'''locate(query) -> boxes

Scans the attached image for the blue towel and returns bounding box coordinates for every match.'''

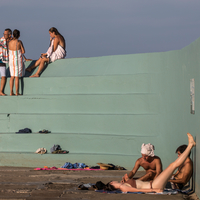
[61,162,87,169]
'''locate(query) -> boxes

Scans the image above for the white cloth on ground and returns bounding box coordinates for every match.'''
[141,143,155,157]
[46,39,66,62]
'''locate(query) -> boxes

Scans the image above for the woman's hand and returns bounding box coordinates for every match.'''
[23,55,32,61]
[41,53,47,58]
[25,58,32,61]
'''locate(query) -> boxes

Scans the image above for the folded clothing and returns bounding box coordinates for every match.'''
[50,144,62,153]
[16,128,32,133]
[61,162,87,169]
[51,150,69,154]
[38,129,51,134]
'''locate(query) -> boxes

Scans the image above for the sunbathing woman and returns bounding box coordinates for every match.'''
[26,27,66,77]
[110,133,196,193]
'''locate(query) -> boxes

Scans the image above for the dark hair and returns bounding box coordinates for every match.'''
[13,29,20,39]
[5,28,12,35]
[176,144,191,157]
[49,27,65,44]
[49,27,61,35]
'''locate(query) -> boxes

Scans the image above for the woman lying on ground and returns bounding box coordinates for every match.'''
[26,27,66,77]
[110,133,196,193]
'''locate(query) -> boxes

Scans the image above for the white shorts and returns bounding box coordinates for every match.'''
[0,66,6,77]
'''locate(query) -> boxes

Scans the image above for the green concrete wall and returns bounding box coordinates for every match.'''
[0,37,200,196]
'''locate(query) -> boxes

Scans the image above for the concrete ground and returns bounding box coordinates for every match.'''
[0,167,198,200]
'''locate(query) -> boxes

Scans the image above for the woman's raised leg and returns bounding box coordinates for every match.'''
[152,133,196,190]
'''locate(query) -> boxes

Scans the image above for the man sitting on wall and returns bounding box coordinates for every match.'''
[121,143,162,183]
[167,144,193,189]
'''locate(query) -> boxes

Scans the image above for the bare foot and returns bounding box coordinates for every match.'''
[30,74,40,78]
[187,133,196,147]
[26,67,32,72]
[0,92,6,96]
[15,93,22,96]
[10,93,15,96]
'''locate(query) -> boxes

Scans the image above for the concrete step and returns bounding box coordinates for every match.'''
[3,74,157,95]
[0,113,160,134]
[0,152,141,169]
[0,94,159,114]
[0,133,158,169]
[0,133,157,153]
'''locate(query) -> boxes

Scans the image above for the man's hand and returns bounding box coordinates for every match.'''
[121,173,129,183]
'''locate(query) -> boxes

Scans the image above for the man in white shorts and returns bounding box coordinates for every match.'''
[0,28,12,95]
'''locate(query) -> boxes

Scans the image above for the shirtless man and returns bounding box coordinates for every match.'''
[167,145,193,189]
[122,143,162,182]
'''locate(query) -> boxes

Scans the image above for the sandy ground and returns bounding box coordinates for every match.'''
[0,167,198,200]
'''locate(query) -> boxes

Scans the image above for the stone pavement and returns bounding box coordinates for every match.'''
[0,167,198,200]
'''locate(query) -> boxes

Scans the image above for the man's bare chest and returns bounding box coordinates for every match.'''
[141,161,156,170]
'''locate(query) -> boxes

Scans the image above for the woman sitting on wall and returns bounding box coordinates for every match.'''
[26,27,66,77]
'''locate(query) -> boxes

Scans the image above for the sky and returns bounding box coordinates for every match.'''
[1,0,200,59]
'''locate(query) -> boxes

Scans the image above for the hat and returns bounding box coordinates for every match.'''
[141,143,155,157]
[97,163,113,170]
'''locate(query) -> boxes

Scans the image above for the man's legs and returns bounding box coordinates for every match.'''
[0,66,7,96]
[0,76,6,96]
[152,133,195,190]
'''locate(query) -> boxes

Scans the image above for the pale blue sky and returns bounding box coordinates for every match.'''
[1,0,200,59]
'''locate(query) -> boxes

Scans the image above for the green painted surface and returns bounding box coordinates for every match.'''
[1,37,200,197]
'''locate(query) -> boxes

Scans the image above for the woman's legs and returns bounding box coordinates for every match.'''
[15,77,20,95]
[152,133,196,190]
[30,57,49,77]
[26,58,42,72]
[10,76,15,96]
